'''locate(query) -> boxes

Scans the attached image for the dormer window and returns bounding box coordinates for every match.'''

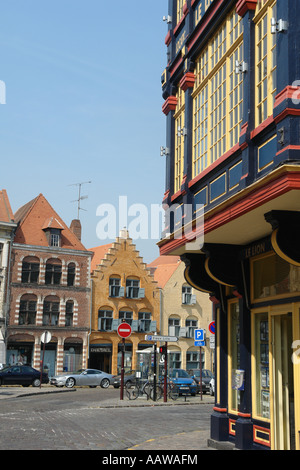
[42,217,64,247]
[50,229,61,247]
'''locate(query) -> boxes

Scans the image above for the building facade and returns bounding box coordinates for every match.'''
[0,190,17,364]
[149,255,213,372]
[159,0,300,450]
[7,194,92,376]
[89,230,160,375]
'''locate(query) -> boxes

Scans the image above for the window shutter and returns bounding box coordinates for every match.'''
[169,325,176,336]
[109,285,113,297]
[131,320,138,332]
[182,293,186,304]
[179,327,187,337]
[191,295,197,305]
[126,286,130,297]
[119,286,125,297]
[150,321,157,332]
[138,288,145,299]
[112,319,120,331]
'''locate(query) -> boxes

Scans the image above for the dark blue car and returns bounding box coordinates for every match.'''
[0,365,49,387]
[169,368,197,396]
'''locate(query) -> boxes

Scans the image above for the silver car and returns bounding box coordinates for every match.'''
[50,368,114,389]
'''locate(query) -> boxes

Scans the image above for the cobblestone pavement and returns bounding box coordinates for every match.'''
[0,385,215,451]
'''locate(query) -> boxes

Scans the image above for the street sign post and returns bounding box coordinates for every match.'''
[194,329,205,401]
[117,322,132,400]
[208,321,215,335]
[117,322,132,339]
[145,335,178,342]
[40,331,51,388]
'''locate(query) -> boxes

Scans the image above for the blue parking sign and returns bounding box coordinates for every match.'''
[194,329,204,341]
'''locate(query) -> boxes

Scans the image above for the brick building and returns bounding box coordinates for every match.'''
[7,194,92,376]
[0,190,17,364]
[89,230,160,375]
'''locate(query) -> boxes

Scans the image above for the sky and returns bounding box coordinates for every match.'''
[0,0,168,263]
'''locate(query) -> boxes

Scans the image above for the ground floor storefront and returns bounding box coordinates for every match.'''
[183,233,300,450]
[6,329,88,376]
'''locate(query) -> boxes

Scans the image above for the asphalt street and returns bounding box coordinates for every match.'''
[0,385,216,452]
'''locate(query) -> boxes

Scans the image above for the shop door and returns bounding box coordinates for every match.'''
[271,312,295,450]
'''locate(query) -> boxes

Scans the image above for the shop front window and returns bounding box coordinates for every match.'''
[117,343,132,374]
[252,252,300,301]
[229,300,240,413]
[63,344,82,372]
[253,311,270,419]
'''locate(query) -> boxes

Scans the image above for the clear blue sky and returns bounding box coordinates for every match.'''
[0,0,168,263]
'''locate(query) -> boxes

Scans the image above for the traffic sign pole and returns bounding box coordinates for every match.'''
[153,343,157,401]
[164,342,167,402]
[199,346,203,401]
[117,321,131,400]
[120,338,125,400]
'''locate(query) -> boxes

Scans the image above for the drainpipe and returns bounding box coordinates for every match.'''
[159,288,163,335]
[3,226,17,362]
[87,278,93,368]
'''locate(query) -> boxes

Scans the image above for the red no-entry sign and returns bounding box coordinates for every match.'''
[117,322,132,338]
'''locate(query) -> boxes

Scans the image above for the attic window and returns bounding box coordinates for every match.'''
[50,229,60,247]
[42,217,63,247]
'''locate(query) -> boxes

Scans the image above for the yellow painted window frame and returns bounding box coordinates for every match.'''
[177,0,185,24]
[174,87,185,193]
[254,0,277,126]
[252,303,300,450]
[192,9,243,179]
[228,298,240,415]
[251,307,271,423]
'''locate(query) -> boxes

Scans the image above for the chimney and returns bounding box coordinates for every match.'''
[70,219,82,241]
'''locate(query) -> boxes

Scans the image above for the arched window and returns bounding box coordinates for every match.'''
[185,317,198,338]
[43,296,60,326]
[138,310,152,332]
[21,257,40,283]
[65,300,74,327]
[67,263,76,287]
[19,294,37,325]
[119,309,133,325]
[98,308,113,331]
[45,259,62,285]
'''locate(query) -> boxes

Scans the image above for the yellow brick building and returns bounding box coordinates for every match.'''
[148,256,213,372]
[88,230,160,375]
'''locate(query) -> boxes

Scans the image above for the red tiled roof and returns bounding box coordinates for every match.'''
[89,244,113,272]
[13,193,87,250]
[148,255,181,288]
[0,189,14,223]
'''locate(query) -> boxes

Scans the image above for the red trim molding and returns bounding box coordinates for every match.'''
[274,85,300,108]
[159,168,300,255]
[162,96,178,115]
[165,30,172,47]
[180,72,196,91]
[236,0,258,17]
[253,425,271,448]
[213,406,227,413]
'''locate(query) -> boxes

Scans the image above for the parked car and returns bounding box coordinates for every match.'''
[188,369,213,394]
[50,368,114,388]
[111,370,136,388]
[0,365,48,387]
[209,377,215,396]
[169,368,197,396]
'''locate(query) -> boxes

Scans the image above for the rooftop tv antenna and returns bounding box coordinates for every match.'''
[69,181,91,219]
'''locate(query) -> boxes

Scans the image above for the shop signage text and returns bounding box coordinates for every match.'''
[195,0,215,23]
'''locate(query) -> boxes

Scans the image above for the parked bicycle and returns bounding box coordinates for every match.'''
[126,379,162,401]
[155,381,179,400]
